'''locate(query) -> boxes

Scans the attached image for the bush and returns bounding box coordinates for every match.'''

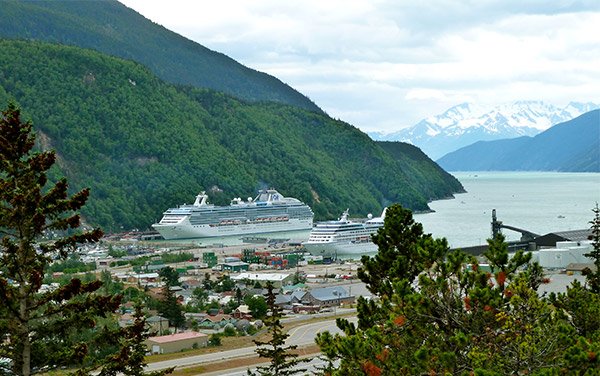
[223,324,236,337]
[246,325,258,335]
[208,334,222,347]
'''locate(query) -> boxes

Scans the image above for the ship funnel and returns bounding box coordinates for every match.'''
[193,191,208,206]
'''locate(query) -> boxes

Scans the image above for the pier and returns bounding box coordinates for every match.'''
[457,209,590,256]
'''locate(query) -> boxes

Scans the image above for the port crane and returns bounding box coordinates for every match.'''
[491,209,539,242]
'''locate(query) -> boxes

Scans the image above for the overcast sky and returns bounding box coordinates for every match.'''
[119,0,600,133]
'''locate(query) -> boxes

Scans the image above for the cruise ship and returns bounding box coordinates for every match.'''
[302,208,385,258]
[152,189,314,240]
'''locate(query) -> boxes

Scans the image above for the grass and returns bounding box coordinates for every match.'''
[145,334,259,363]
[168,344,322,376]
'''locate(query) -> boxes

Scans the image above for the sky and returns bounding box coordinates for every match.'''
[118,0,600,134]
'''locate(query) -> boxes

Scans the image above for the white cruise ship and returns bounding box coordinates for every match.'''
[152,189,314,240]
[302,208,385,258]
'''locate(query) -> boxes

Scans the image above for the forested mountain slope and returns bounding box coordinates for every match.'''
[0,0,321,112]
[437,110,600,172]
[376,141,466,198]
[0,40,463,231]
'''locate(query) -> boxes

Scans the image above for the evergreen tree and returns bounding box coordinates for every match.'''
[157,276,184,329]
[0,103,116,375]
[236,287,243,305]
[0,104,171,376]
[248,282,305,376]
[158,266,180,287]
[245,295,268,320]
[359,204,448,297]
[317,203,585,375]
[95,304,173,376]
[191,287,209,311]
[584,203,600,293]
[356,204,448,328]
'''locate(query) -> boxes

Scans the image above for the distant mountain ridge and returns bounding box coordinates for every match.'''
[370,101,599,160]
[437,110,600,172]
[0,0,322,113]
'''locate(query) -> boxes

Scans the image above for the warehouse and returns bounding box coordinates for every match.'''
[146,331,208,354]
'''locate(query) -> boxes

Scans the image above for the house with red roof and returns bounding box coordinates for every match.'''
[146,331,208,354]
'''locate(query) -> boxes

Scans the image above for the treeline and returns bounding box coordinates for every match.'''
[0,39,463,231]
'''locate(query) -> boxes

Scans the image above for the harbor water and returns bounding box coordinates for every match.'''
[414,171,600,248]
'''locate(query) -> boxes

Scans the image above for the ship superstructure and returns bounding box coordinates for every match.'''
[152,189,313,240]
[302,208,385,258]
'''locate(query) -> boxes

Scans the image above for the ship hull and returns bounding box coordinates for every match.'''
[153,218,313,240]
[303,240,378,258]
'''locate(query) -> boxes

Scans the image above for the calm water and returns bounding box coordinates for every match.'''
[414,172,600,248]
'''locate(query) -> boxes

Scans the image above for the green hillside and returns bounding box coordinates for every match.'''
[0,40,463,231]
[376,141,466,199]
[0,0,321,113]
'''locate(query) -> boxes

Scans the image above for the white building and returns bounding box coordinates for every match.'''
[230,272,293,288]
[537,241,594,269]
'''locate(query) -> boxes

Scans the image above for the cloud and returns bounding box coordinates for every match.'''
[405,89,448,101]
[119,0,600,133]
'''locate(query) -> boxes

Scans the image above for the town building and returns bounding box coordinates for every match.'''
[230,272,293,288]
[233,304,253,320]
[536,240,594,269]
[302,286,354,308]
[146,331,208,354]
[221,261,250,272]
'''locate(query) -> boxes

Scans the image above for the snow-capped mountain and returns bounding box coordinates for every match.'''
[370,101,599,160]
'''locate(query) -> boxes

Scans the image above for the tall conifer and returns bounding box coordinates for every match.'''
[0,104,113,375]
[584,203,600,292]
[248,282,305,376]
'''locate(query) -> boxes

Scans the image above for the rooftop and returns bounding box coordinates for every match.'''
[310,286,351,301]
[148,331,207,344]
[231,272,291,282]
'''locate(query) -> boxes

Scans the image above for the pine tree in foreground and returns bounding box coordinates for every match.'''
[0,103,172,376]
[584,203,600,293]
[94,304,173,376]
[248,282,305,376]
[316,204,599,375]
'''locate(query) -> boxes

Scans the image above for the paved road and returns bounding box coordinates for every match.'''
[212,356,332,376]
[146,345,256,371]
[285,316,353,347]
[145,316,357,372]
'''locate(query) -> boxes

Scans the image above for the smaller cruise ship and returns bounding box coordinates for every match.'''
[302,208,385,258]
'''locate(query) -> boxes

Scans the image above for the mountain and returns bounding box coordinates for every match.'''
[375,141,467,198]
[437,110,600,172]
[370,101,599,160]
[0,0,321,113]
[0,39,464,231]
